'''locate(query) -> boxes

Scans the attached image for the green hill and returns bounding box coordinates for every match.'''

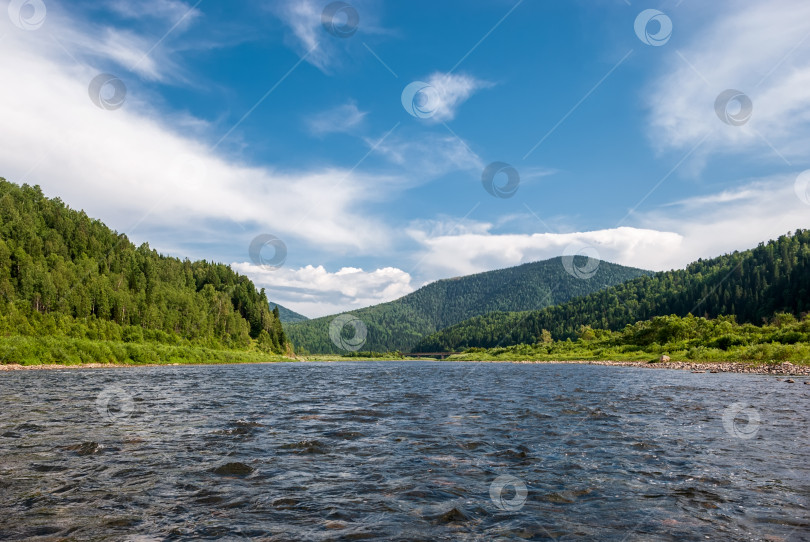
[415,230,810,351]
[285,258,652,353]
[269,301,309,323]
[0,179,288,362]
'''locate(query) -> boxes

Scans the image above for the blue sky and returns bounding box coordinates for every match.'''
[1,0,809,316]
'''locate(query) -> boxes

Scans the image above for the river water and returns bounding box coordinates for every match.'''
[0,361,807,541]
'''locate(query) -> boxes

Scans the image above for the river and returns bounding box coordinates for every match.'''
[0,361,807,540]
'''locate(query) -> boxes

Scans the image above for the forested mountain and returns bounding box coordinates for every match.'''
[285,258,651,353]
[269,301,309,323]
[416,230,810,351]
[0,179,287,353]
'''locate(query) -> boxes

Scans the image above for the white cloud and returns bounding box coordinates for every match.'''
[108,0,201,23]
[306,101,367,135]
[30,6,199,83]
[370,132,484,182]
[233,173,806,315]
[635,173,810,265]
[272,0,340,72]
[408,225,682,277]
[231,263,414,318]
[646,0,810,164]
[408,172,810,278]
[403,72,491,123]
[272,0,392,73]
[0,12,394,256]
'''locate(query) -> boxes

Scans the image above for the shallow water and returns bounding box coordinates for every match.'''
[0,361,807,541]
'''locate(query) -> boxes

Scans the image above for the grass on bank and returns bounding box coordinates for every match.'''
[0,335,291,366]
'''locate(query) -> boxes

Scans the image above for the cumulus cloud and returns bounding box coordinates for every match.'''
[408,172,810,278]
[306,101,367,135]
[231,263,414,317]
[232,172,809,315]
[646,0,810,164]
[408,225,683,277]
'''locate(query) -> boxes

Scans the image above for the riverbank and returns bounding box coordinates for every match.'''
[280,357,810,376]
[2,358,809,376]
[466,359,810,376]
[0,359,298,371]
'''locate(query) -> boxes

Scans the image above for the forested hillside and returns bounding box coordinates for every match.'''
[0,179,287,355]
[416,230,810,351]
[270,301,309,323]
[285,258,651,353]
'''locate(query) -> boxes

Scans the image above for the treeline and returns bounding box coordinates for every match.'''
[286,258,651,353]
[417,230,810,351]
[455,313,810,364]
[0,179,287,355]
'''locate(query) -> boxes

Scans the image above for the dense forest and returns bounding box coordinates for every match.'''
[0,179,288,361]
[416,230,810,351]
[285,258,651,353]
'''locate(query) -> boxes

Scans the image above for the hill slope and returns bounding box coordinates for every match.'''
[269,301,309,323]
[416,230,810,351]
[0,179,287,354]
[285,258,652,353]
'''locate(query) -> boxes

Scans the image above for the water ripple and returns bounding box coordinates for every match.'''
[0,361,808,541]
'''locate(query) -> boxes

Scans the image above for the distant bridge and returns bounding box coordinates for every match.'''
[408,352,464,360]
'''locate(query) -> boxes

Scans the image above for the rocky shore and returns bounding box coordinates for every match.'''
[507,359,810,376]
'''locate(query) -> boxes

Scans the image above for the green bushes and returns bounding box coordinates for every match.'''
[458,314,810,364]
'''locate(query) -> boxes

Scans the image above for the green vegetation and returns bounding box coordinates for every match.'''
[0,334,287,366]
[4,177,808,369]
[286,258,651,353]
[0,179,289,365]
[449,313,810,365]
[417,230,810,351]
[270,301,309,323]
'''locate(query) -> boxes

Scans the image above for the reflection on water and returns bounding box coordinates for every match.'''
[0,361,808,540]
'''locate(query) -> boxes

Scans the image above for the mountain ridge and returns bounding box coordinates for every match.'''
[416,230,810,351]
[285,257,652,353]
[269,301,309,323]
